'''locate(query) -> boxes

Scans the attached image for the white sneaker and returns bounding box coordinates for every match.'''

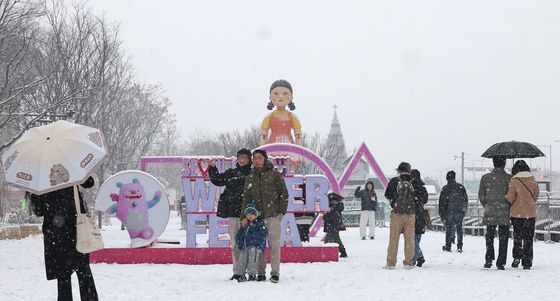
[404,264,415,270]
[383,265,395,270]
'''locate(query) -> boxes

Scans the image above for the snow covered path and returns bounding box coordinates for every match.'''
[1,225,559,301]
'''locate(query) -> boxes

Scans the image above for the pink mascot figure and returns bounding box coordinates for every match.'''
[105,178,162,240]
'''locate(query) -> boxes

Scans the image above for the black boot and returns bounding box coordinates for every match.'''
[483,260,492,268]
[442,244,451,252]
[511,259,520,268]
[457,243,463,253]
[340,248,348,258]
[416,257,425,267]
[522,259,532,270]
[256,275,266,282]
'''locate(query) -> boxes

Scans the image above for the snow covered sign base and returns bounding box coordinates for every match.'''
[90,246,338,265]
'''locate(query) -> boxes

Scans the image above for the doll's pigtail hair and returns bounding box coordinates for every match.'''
[288,102,296,111]
[267,102,274,110]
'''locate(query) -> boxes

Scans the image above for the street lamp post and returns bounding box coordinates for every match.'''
[454,152,465,185]
[537,144,557,177]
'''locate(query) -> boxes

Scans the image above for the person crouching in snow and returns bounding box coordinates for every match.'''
[323,192,347,258]
[234,203,268,282]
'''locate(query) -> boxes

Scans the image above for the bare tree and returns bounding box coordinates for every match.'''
[0,0,50,152]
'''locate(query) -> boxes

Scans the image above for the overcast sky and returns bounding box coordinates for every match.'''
[91,0,560,183]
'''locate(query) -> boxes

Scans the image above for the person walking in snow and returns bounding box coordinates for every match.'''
[233,203,268,282]
[206,148,253,281]
[383,162,416,269]
[411,169,428,267]
[242,149,288,283]
[323,192,348,258]
[30,176,98,300]
[479,157,512,270]
[355,181,377,240]
[507,160,539,270]
[439,170,468,253]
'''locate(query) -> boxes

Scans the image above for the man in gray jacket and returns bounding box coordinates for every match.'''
[478,157,512,270]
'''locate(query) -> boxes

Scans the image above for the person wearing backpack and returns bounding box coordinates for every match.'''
[383,162,416,270]
[507,160,539,270]
[439,170,468,253]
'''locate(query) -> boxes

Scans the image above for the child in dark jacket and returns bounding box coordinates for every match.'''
[234,202,267,282]
[323,192,347,258]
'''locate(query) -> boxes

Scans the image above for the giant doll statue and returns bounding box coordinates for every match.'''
[260,80,302,146]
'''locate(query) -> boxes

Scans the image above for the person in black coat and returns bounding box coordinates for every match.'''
[439,170,468,252]
[31,175,98,301]
[354,181,377,240]
[206,148,252,281]
[323,192,347,258]
[411,169,428,267]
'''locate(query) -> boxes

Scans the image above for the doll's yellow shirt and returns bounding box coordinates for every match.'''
[260,110,301,130]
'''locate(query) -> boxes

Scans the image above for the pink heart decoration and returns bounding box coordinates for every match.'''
[197,159,211,177]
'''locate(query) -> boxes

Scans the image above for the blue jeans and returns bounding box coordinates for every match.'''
[445,212,464,246]
[414,233,423,262]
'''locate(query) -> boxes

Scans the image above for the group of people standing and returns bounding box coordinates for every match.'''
[208,148,288,283]
[478,157,539,270]
[28,149,540,299]
[381,157,539,271]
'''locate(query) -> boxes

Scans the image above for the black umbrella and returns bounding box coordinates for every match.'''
[481,141,546,159]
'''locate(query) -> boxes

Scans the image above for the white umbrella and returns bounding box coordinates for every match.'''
[1,120,107,195]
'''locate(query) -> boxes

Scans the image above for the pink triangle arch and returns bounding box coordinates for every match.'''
[308,142,390,237]
[337,142,389,190]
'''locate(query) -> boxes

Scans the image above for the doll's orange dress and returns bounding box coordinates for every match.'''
[261,110,301,144]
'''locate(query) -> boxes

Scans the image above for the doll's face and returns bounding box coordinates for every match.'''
[269,87,293,108]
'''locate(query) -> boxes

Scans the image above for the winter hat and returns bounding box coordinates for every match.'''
[396,162,411,173]
[270,79,293,94]
[446,170,456,181]
[327,192,344,203]
[411,169,421,181]
[252,149,268,160]
[244,203,260,217]
[236,148,252,159]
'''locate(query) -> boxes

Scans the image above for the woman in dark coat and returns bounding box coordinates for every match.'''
[206,148,252,281]
[31,175,98,301]
[411,169,428,267]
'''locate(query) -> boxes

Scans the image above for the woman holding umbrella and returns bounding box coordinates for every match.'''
[2,120,107,300]
[31,173,99,300]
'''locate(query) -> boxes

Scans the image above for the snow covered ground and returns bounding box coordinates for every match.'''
[1,215,559,301]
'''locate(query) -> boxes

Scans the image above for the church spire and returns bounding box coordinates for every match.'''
[324,104,348,176]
